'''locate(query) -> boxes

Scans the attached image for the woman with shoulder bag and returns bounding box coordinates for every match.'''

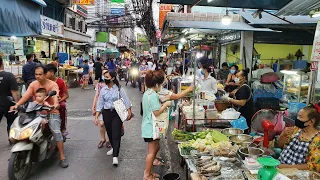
[95,70,132,166]
[92,69,111,149]
[142,70,171,180]
[222,68,254,134]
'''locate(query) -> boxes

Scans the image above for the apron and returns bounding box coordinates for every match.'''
[279,130,320,164]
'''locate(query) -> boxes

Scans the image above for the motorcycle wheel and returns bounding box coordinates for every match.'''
[132,79,136,88]
[8,151,32,180]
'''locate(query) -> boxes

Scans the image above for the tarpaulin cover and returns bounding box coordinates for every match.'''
[0,0,42,36]
[159,0,292,10]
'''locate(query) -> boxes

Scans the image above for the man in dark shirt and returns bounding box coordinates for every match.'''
[93,57,103,87]
[0,57,20,142]
[22,54,36,85]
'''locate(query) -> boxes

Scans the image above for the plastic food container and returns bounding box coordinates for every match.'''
[206,109,218,119]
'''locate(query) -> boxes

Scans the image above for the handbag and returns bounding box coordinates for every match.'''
[148,93,169,140]
[113,88,129,122]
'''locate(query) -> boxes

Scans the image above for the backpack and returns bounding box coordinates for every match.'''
[261,72,279,83]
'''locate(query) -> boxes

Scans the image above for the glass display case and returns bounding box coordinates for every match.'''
[308,70,320,104]
[281,70,310,103]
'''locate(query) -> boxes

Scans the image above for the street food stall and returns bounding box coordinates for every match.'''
[159,11,320,179]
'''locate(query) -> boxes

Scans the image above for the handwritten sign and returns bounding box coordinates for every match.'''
[311,21,320,61]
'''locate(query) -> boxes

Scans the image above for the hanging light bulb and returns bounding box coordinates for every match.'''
[196,52,203,58]
[221,10,232,25]
[180,37,186,44]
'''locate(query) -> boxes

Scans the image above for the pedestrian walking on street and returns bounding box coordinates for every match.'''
[0,57,20,144]
[22,54,36,86]
[94,57,103,87]
[82,60,90,89]
[92,69,111,148]
[88,60,94,85]
[142,70,172,180]
[95,70,132,166]
[10,64,69,168]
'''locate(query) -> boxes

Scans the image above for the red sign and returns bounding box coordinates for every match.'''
[311,61,319,71]
[159,4,172,29]
[200,45,213,51]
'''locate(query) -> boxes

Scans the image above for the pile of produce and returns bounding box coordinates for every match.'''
[172,129,194,141]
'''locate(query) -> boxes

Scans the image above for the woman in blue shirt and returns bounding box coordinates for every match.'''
[82,60,90,89]
[142,70,172,180]
[95,70,132,166]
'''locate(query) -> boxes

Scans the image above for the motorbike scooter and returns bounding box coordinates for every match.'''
[7,91,58,180]
[125,66,139,88]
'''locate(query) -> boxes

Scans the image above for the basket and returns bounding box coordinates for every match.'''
[215,101,231,112]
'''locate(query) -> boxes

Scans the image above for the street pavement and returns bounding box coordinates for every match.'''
[0,82,185,180]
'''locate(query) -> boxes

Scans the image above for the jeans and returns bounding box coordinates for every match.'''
[48,114,63,142]
[0,110,17,136]
[102,109,123,157]
[59,102,67,131]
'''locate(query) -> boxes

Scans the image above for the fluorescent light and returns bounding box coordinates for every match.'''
[280,70,298,75]
[42,33,51,37]
[208,0,213,2]
[221,10,232,25]
[10,36,17,40]
[312,13,320,18]
[180,38,186,44]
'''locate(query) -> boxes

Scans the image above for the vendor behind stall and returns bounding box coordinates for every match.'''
[225,65,239,92]
[277,105,320,172]
[222,68,253,133]
[198,57,217,95]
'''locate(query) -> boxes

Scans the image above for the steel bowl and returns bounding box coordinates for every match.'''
[220,128,244,136]
[229,134,253,146]
[242,142,259,148]
[239,147,264,159]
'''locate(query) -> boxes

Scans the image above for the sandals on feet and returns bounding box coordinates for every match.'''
[98,140,106,148]
[153,157,164,166]
[106,141,111,148]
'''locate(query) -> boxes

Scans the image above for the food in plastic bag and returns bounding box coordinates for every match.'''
[230,117,249,130]
[221,108,241,119]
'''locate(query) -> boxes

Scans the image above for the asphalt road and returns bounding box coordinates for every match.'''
[0,82,185,180]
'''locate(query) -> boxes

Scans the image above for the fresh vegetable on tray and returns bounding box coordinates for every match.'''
[172,129,194,141]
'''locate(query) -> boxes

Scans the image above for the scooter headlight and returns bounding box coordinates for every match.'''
[19,128,33,140]
[131,69,139,76]
[9,129,16,139]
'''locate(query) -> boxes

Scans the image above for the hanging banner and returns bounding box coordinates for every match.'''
[72,0,94,5]
[159,4,172,29]
[311,21,320,61]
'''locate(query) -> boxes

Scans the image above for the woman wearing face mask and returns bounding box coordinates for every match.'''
[225,65,239,92]
[95,70,132,165]
[277,105,320,171]
[92,69,111,149]
[198,57,218,94]
[222,68,253,133]
[142,70,172,180]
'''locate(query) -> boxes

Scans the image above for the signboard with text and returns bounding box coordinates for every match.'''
[41,15,64,37]
[159,4,172,29]
[311,21,320,61]
[110,8,125,16]
[72,0,94,5]
[109,33,118,45]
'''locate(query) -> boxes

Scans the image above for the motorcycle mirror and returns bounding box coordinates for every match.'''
[48,91,57,97]
[6,96,14,102]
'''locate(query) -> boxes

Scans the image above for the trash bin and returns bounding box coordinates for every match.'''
[163,173,180,180]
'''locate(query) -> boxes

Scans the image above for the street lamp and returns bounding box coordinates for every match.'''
[221,10,232,25]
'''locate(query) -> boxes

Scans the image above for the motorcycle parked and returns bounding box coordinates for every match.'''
[125,66,139,88]
[8,91,58,180]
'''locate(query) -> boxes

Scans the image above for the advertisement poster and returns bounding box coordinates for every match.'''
[311,21,320,61]
[159,4,172,29]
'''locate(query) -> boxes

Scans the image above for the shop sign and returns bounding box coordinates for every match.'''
[200,45,213,51]
[311,21,320,61]
[110,8,125,16]
[159,4,172,29]
[311,61,319,71]
[72,0,94,5]
[109,33,118,45]
[111,0,124,3]
[41,15,64,37]
[217,32,241,44]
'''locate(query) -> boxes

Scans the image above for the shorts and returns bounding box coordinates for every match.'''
[48,114,63,142]
[83,74,89,79]
[95,73,102,80]
[144,138,158,142]
[98,114,103,122]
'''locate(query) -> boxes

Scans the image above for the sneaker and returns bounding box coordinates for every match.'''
[60,159,69,168]
[113,157,119,166]
[107,148,113,156]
